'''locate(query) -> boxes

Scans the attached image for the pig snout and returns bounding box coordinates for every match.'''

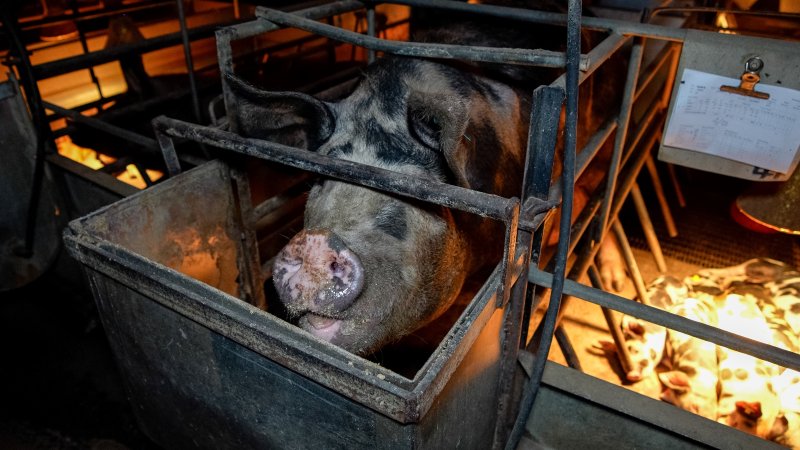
[272,229,365,324]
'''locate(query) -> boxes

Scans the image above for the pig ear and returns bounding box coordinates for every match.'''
[658,371,691,393]
[224,72,334,149]
[407,91,473,187]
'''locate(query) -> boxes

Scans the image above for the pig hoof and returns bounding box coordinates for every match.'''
[600,263,628,292]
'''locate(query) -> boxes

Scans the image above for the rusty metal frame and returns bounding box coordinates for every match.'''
[147,1,800,449]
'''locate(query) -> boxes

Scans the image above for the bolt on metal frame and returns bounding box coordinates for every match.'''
[155,1,800,448]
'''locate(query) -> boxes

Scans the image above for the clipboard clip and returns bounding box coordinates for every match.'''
[720,56,770,100]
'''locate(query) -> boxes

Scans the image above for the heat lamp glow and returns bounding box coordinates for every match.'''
[55,135,164,189]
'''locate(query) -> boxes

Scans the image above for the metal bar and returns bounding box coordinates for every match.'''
[1,10,51,257]
[32,21,234,79]
[217,0,365,131]
[7,0,173,30]
[155,133,181,177]
[588,264,636,379]
[494,86,564,449]
[375,0,688,41]
[666,162,687,208]
[506,0,582,447]
[630,183,668,273]
[366,5,376,63]
[597,37,644,240]
[632,42,677,104]
[529,268,800,373]
[550,32,629,90]
[43,101,160,152]
[152,116,546,223]
[518,86,565,346]
[554,326,581,370]
[611,220,648,304]
[548,115,617,203]
[568,121,661,282]
[650,6,800,20]
[70,0,104,100]
[644,154,678,237]
[175,0,202,124]
[257,6,589,70]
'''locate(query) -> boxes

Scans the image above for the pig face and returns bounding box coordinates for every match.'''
[225,56,526,355]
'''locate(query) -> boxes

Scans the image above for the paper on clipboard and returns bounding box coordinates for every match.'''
[662,68,800,174]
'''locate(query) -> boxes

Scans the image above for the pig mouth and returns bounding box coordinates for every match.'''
[299,312,343,342]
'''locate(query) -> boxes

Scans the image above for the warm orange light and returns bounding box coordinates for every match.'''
[56,135,163,189]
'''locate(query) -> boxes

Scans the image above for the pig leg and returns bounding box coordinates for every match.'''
[597,234,627,293]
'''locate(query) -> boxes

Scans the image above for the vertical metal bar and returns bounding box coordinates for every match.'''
[611,220,648,303]
[176,0,202,124]
[644,154,678,237]
[597,37,644,240]
[505,0,581,447]
[495,85,564,450]
[588,265,637,380]
[155,132,182,177]
[366,5,376,64]
[70,0,104,100]
[630,183,668,273]
[666,162,687,207]
[1,9,51,257]
[519,86,564,343]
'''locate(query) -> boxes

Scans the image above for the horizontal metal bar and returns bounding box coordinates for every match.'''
[152,116,549,224]
[529,267,800,373]
[550,32,630,90]
[257,6,590,70]
[216,0,364,42]
[43,101,159,152]
[32,21,237,79]
[372,0,688,41]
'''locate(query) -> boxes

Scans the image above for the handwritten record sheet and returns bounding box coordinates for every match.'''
[663,68,800,175]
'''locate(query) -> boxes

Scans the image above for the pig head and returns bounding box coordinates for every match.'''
[225,56,527,355]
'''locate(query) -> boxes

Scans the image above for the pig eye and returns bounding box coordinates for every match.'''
[409,111,442,150]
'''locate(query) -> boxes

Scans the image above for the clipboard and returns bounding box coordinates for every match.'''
[659,30,800,181]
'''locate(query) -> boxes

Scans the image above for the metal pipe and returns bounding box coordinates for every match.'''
[611,220,648,304]
[373,0,688,41]
[175,0,202,124]
[554,326,582,370]
[588,264,636,379]
[495,86,564,448]
[550,32,629,90]
[597,37,644,240]
[666,162,686,208]
[152,116,549,223]
[257,7,589,70]
[569,123,661,282]
[505,0,582,447]
[630,183,668,273]
[33,21,234,80]
[644,154,678,237]
[529,268,800,373]
[70,0,104,100]
[650,6,800,20]
[366,5,376,64]
[217,1,365,130]
[44,101,160,152]
[548,115,618,203]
